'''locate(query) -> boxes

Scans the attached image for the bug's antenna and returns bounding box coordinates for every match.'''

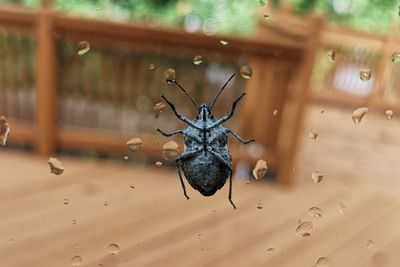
[210,73,236,110]
[167,79,198,108]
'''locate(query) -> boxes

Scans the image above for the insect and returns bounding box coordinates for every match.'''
[157,73,254,209]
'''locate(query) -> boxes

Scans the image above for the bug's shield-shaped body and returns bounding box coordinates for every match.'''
[182,123,231,196]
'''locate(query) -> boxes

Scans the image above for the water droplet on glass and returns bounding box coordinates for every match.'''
[126,137,142,153]
[259,0,267,6]
[338,202,347,215]
[0,116,10,146]
[193,55,203,65]
[266,247,275,254]
[272,109,278,116]
[219,40,228,46]
[240,65,253,79]
[149,64,156,70]
[47,157,65,175]
[153,102,165,118]
[63,198,69,205]
[316,257,329,267]
[155,161,163,167]
[71,255,82,266]
[76,41,90,56]
[108,243,120,255]
[308,207,322,218]
[385,109,393,120]
[327,49,336,62]
[391,52,400,64]
[367,240,375,248]
[252,159,268,180]
[257,203,263,209]
[295,221,313,236]
[359,69,371,81]
[72,219,77,225]
[165,68,176,83]
[162,141,179,161]
[309,130,318,141]
[352,107,369,125]
[311,171,324,183]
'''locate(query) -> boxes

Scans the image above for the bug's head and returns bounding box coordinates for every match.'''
[197,104,213,120]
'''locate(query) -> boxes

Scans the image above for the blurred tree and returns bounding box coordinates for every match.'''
[0,0,398,34]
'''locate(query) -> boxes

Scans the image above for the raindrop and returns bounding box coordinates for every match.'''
[165,68,176,83]
[259,0,267,6]
[311,171,324,184]
[126,137,142,153]
[359,69,372,81]
[153,102,166,118]
[327,49,336,62]
[219,40,228,46]
[162,141,179,161]
[76,41,90,56]
[367,240,375,248]
[0,115,9,146]
[272,109,278,116]
[155,161,163,167]
[108,243,120,255]
[391,52,400,64]
[240,65,253,79]
[149,64,156,70]
[338,202,347,215]
[316,257,329,267]
[193,55,203,65]
[385,109,393,120]
[352,107,369,125]
[47,157,65,175]
[252,159,268,180]
[309,130,318,140]
[63,198,69,205]
[308,207,322,218]
[71,255,82,266]
[295,221,313,236]
[257,203,263,209]
[266,247,275,254]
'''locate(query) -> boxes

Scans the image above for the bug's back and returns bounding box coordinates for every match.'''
[181,124,232,196]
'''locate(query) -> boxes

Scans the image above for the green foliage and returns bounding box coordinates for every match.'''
[2,0,399,34]
[289,0,399,33]
[51,0,258,36]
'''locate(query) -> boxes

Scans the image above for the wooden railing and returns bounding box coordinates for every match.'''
[0,4,312,184]
[259,3,400,113]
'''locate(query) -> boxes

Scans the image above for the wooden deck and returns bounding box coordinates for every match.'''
[2,105,400,267]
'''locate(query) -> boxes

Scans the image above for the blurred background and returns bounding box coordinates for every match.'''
[2,0,400,266]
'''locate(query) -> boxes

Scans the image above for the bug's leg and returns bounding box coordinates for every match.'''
[207,148,236,210]
[157,128,183,137]
[228,170,236,210]
[226,129,255,144]
[174,148,202,200]
[207,93,246,129]
[175,159,190,200]
[161,94,201,130]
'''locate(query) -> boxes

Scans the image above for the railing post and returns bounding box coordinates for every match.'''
[35,6,57,155]
[277,12,325,185]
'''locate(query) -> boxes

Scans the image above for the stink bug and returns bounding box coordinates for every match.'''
[157,73,255,209]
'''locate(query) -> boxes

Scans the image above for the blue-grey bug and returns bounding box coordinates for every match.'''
[157,73,255,209]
